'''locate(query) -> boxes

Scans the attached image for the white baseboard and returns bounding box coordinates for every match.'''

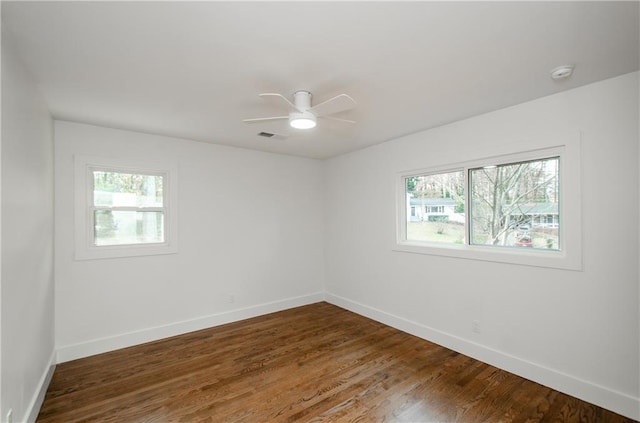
[56,292,325,364]
[25,349,56,423]
[325,293,640,421]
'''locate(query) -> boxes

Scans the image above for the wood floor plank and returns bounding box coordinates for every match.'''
[37,302,636,423]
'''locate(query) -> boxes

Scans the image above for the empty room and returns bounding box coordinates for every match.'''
[1,1,639,422]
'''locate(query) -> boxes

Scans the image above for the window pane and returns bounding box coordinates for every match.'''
[470,157,559,250]
[94,210,164,246]
[93,171,163,207]
[405,171,465,244]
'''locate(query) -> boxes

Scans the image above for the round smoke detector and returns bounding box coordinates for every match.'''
[550,65,575,80]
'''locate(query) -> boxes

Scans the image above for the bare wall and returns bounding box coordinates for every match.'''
[323,72,639,419]
[54,121,325,361]
[1,31,55,423]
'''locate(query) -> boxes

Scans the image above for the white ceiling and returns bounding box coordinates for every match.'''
[3,1,639,159]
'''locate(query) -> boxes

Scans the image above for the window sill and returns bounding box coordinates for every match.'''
[75,243,178,261]
[393,241,582,271]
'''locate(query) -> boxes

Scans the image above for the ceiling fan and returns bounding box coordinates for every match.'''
[243,90,356,130]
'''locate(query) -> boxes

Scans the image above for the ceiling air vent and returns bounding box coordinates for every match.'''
[257,132,288,140]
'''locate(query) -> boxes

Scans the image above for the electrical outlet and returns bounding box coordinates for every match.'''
[227,293,235,304]
[6,409,13,423]
[472,320,481,334]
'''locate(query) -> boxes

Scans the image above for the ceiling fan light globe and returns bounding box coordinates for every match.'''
[290,118,316,129]
[289,112,317,129]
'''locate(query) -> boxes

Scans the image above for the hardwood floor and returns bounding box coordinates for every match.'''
[37,302,635,422]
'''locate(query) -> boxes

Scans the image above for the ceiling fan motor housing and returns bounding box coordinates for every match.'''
[293,90,312,110]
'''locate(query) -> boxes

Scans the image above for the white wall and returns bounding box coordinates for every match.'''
[1,31,55,423]
[54,121,325,361]
[324,72,639,419]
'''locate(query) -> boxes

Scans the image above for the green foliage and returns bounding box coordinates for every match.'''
[428,215,448,222]
[94,171,163,198]
[406,176,418,193]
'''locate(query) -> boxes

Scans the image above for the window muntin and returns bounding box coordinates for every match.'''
[469,157,559,250]
[91,170,166,246]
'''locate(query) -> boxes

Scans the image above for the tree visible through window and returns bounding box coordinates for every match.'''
[470,157,559,249]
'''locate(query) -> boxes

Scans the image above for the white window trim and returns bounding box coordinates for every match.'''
[394,134,582,271]
[74,155,178,260]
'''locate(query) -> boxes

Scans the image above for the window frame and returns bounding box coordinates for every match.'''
[394,140,582,271]
[74,155,178,260]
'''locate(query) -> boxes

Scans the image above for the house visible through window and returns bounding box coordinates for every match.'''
[406,170,464,244]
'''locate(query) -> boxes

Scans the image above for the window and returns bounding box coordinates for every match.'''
[395,140,582,270]
[75,156,178,260]
[406,170,464,244]
[92,170,165,246]
[469,157,559,250]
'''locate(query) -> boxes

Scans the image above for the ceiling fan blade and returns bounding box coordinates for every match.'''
[259,93,301,112]
[320,115,356,124]
[309,94,356,117]
[243,116,289,123]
